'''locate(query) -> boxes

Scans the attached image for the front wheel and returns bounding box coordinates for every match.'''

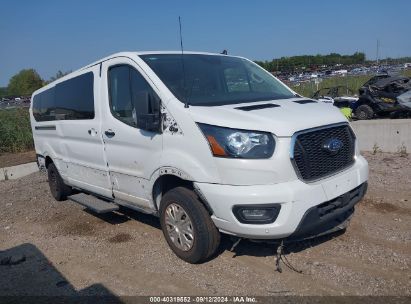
[159,187,221,263]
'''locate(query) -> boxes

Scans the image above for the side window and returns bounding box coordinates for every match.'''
[33,88,56,122]
[33,72,94,122]
[108,66,133,125]
[32,94,41,121]
[108,65,159,128]
[55,72,95,120]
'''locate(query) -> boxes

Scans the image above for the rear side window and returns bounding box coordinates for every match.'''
[55,72,95,120]
[32,72,95,121]
[33,88,56,121]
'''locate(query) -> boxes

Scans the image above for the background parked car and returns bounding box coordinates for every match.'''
[354,75,411,119]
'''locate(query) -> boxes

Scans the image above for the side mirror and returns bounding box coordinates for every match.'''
[137,113,161,132]
[133,91,162,133]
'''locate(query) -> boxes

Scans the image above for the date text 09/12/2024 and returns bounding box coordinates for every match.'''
[149,296,257,303]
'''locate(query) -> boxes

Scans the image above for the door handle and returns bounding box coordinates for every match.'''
[88,128,97,136]
[105,130,115,138]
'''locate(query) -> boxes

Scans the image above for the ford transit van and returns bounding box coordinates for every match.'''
[30,52,368,263]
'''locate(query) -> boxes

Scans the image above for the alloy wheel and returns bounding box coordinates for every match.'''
[164,203,194,251]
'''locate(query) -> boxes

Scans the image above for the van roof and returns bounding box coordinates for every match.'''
[81,51,236,70]
[32,51,240,96]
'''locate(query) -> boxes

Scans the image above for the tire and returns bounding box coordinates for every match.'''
[355,104,374,120]
[159,187,221,264]
[47,163,72,201]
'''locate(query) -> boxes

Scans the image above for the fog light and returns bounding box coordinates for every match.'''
[233,204,281,224]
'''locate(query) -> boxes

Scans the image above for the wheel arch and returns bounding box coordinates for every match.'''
[150,168,214,215]
[45,155,54,168]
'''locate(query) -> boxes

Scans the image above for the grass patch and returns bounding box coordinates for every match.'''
[291,75,370,97]
[402,69,411,78]
[0,108,34,153]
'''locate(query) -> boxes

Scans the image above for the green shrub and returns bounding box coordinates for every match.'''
[0,108,34,153]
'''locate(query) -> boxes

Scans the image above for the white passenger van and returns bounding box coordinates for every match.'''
[30,52,368,263]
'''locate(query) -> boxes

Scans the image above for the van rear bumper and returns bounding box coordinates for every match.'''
[194,155,368,239]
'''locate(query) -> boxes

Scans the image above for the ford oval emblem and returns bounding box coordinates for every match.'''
[323,138,343,154]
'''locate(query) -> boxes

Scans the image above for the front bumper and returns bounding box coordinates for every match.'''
[194,155,368,239]
[288,182,367,240]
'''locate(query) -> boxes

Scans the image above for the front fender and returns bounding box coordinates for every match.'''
[150,148,220,184]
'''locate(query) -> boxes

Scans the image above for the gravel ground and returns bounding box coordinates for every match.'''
[0,152,410,296]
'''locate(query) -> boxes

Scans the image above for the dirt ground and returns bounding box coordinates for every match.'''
[0,152,410,297]
[0,150,36,168]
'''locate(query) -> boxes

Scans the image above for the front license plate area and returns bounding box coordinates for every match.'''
[321,169,358,201]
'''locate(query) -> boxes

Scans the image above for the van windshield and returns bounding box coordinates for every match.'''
[140,54,294,106]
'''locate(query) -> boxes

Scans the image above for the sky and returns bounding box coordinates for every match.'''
[1,0,410,86]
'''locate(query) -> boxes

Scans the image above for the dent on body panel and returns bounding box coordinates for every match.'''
[111,173,145,194]
[148,166,193,196]
[148,166,192,189]
[158,167,192,180]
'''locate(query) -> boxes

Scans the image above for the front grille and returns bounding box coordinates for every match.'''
[292,124,355,181]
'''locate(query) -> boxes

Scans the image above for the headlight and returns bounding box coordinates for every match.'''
[197,123,275,159]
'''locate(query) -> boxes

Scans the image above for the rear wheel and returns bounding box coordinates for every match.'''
[47,163,72,201]
[355,104,374,120]
[159,187,221,263]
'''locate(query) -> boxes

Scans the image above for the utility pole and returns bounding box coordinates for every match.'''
[376,39,380,66]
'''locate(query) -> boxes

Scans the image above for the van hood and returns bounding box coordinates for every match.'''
[188,98,347,137]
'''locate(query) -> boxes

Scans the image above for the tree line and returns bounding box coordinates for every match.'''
[0,69,71,98]
[255,52,367,73]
